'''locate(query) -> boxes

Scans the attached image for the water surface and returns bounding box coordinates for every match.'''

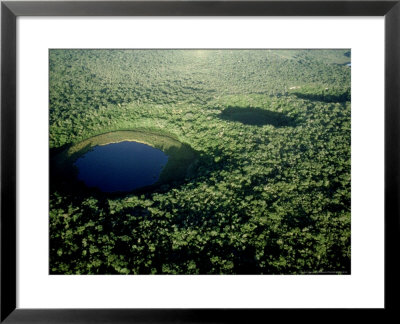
[74,141,168,192]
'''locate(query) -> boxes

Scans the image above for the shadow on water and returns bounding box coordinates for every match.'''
[218,107,297,127]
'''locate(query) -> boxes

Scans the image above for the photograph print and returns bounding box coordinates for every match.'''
[49,49,351,275]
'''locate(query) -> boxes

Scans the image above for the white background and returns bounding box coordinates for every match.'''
[17,17,384,308]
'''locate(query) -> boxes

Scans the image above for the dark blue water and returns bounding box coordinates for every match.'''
[74,141,168,192]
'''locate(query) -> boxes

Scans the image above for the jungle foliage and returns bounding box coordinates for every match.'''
[49,49,351,274]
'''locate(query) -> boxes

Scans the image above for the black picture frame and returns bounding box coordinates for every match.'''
[1,0,399,322]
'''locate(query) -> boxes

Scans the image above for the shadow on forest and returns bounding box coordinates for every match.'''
[218,107,297,127]
[292,91,350,103]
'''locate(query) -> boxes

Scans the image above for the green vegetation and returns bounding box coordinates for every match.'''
[49,49,351,274]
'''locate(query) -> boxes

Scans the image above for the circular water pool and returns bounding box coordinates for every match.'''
[74,141,168,193]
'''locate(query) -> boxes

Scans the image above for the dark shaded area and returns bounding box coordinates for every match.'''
[218,107,297,127]
[292,90,350,103]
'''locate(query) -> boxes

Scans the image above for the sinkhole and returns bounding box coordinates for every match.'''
[51,131,199,194]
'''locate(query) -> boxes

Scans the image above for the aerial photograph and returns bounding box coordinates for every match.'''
[49,49,351,275]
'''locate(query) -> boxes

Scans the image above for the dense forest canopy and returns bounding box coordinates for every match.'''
[50,49,351,274]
